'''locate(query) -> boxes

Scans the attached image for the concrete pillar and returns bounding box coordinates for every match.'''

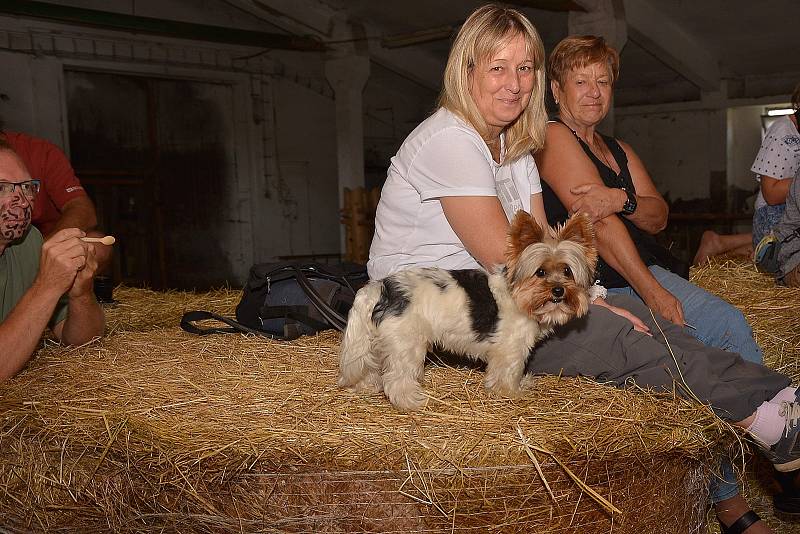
[701,81,729,211]
[325,54,370,253]
[569,0,627,136]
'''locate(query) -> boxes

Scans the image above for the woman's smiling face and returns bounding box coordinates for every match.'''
[469,33,535,139]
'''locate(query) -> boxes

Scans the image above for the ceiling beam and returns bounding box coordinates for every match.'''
[0,0,325,51]
[504,0,586,12]
[381,25,455,49]
[225,0,442,91]
[623,0,720,91]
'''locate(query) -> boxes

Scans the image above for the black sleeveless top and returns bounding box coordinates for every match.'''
[540,120,659,288]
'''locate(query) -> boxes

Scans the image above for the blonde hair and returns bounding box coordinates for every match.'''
[548,35,620,87]
[438,4,547,161]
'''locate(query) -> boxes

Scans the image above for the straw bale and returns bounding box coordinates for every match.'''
[691,258,800,533]
[691,257,800,381]
[0,329,730,533]
[103,286,240,334]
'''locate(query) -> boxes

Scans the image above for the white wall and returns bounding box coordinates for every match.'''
[617,100,791,212]
[0,51,66,147]
[616,110,722,203]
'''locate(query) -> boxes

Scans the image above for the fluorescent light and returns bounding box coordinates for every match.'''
[767,108,795,116]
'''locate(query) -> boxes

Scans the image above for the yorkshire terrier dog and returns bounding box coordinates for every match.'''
[338,211,598,411]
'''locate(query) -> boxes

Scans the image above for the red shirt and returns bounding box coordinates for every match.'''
[2,131,87,236]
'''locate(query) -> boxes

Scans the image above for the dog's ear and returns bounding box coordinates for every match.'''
[559,213,594,248]
[507,210,544,260]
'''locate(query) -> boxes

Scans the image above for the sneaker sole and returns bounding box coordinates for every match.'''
[754,238,777,263]
[774,457,800,473]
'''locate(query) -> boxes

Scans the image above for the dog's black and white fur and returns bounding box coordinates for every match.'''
[338,211,598,411]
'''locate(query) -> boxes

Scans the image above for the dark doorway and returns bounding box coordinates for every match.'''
[65,70,239,290]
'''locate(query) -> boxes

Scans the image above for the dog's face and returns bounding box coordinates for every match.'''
[504,211,598,328]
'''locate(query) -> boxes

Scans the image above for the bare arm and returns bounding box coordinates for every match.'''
[439,193,549,272]
[45,196,98,238]
[616,140,669,234]
[591,216,684,325]
[543,124,668,234]
[440,196,512,270]
[761,175,792,206]
[0,279,62,379]
[51,294,105,345]
[535,123,684,325]
[51,242,105,345]
[0,229,104,380]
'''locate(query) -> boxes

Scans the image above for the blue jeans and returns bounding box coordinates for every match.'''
[608,265,764,503]
[753,204,786,248]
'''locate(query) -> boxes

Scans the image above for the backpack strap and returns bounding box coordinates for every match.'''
[258,305,331,332]
[293,264,349,331]
[180,310,303,340]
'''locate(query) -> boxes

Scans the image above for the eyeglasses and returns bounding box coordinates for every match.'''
[0,180,41,199]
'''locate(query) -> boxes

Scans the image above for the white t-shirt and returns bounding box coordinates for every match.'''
[367,107,542,280]
[752,115,800,211]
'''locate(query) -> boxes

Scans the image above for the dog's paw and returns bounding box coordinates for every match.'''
[484,377,523,399]
[390,394,427,412]
[518,374,536,391]
[351,372,384,393]
[385,381,427,411]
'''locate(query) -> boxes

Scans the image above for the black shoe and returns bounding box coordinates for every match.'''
[93,275,115,304]
[718,510,762,534]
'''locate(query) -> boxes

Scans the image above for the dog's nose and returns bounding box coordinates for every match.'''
[552,286,564,298]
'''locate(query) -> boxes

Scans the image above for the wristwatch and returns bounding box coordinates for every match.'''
[620,187,637,216]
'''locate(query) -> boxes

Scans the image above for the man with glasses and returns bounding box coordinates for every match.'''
[0,141,105,380]
[0,129,112,287]
[0,130,97,238]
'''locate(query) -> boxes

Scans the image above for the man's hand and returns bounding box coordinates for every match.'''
[36,229,94,296]
[569,183,625,222]
[69,243,98,298]
[642,285,685,326]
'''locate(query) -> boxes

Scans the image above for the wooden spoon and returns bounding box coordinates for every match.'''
[81,236,116,245]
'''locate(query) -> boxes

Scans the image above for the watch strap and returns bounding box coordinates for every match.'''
[621,187,637,215]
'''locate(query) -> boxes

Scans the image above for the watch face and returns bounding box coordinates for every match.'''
[622,189,637,215]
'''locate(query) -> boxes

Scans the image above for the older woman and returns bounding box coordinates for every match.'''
[534,35,775,533]
[369,9,797,534]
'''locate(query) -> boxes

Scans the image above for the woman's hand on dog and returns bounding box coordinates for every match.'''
[592,298,652,336]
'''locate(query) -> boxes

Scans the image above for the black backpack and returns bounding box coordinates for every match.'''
[180,262,368,340]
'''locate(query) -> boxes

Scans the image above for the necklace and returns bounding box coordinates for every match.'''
[587,134,617,174]
[558,116,618,173]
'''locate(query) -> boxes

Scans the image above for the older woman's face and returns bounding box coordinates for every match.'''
[469,33,535,138]
[553,62,612,127]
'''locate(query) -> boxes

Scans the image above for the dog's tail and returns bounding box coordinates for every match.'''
[338,280,383,388]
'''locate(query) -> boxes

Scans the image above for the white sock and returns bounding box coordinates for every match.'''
[768,387,798,404]
[747,401,786,447]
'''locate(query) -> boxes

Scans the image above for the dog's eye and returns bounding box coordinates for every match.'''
[563,266,572,278]
[535,268,546,277]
